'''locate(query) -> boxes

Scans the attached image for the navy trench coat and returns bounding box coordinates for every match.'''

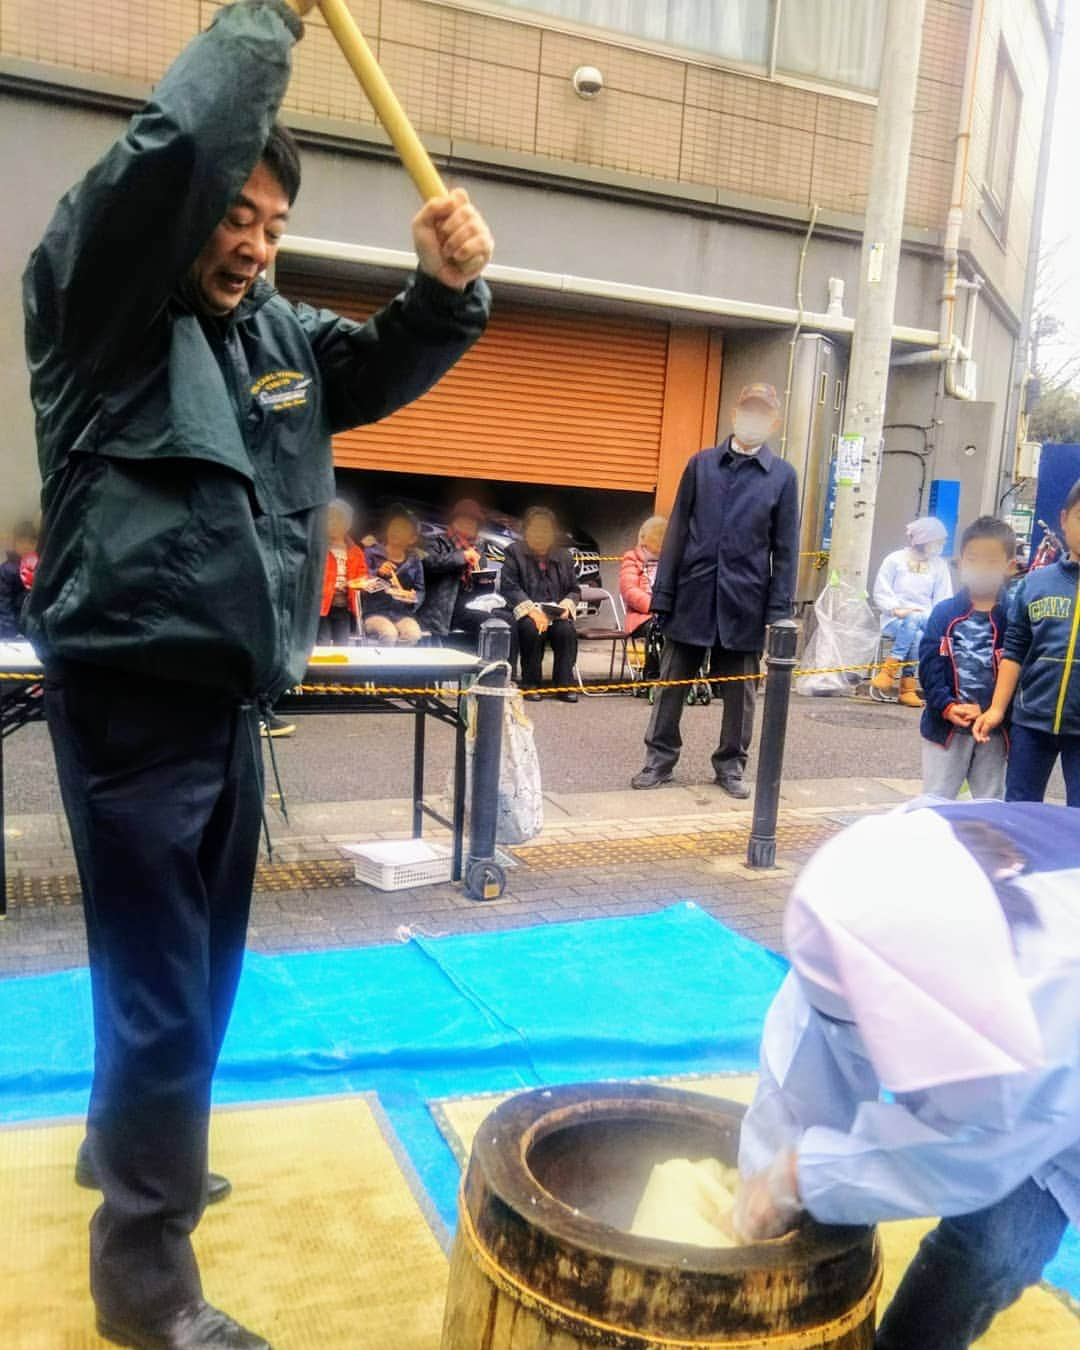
[651,438,800,652]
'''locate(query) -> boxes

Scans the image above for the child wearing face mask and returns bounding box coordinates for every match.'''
[917,517,1015,798]
[974,478,1080,805]
[871,516,953,707]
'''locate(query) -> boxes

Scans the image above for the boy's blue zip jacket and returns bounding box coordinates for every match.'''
[918,588,1008,747]
[1004,558,1080,737]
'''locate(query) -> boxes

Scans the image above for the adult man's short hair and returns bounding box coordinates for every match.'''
[262,122,302,204]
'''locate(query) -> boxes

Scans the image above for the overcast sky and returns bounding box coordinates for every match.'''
[1038,4,1078,377]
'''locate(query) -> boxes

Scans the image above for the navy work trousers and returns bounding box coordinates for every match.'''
[44,662,264,1324]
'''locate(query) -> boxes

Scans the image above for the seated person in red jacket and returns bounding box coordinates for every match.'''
[363,505,425,645]
[620,513,667,681]
[318,497,371,645]
[0,518,38,640]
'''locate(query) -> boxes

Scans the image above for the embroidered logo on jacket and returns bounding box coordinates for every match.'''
[1028,595,1073,623]
[251,370,312,413]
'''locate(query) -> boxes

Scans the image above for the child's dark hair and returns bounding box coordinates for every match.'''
[959,515,1016,557]
[1063,478,1080,514]
[262,122,302,204]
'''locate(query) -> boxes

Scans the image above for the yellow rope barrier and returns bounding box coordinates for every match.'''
[581,552,830,566]
[0,661,892,698]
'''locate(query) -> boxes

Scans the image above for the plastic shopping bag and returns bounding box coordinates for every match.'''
[494,691,544,844]
[463,686,544,844]
[796,575,879,697]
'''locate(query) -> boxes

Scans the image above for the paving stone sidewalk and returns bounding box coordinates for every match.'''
[0,777,919,978]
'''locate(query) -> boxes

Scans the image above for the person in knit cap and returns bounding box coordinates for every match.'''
[871,516,953,706]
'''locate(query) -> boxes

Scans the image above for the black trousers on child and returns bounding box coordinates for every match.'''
[643,638,760,779]
[516,614,577,688]
[44,662,264,1325]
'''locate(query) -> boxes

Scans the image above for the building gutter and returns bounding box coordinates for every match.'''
[279,235,941,347]
[1003,0,1065,482]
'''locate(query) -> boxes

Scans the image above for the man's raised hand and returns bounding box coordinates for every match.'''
[413,188,494,291]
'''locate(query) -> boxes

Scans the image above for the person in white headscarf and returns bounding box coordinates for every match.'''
[734,801,1080,1348]
[871,516,953,706]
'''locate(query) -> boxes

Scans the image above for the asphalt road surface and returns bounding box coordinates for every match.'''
[7,690,930,816]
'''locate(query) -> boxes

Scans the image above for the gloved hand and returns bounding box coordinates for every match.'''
[733,1150,802,1243]
[650,610,667,636]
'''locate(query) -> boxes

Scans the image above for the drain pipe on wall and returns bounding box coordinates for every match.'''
[891,0,986,400]
[780,203,820,458]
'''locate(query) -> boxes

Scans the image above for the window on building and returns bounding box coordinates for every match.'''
[492,0,885,91]
[774,0,885,91]
[982,44,1021,240]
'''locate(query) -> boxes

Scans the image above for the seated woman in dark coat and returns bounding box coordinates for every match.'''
[500,506,580,702]
[418,499,516,660]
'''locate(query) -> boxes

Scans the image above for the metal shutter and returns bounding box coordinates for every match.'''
[277,271,669,492]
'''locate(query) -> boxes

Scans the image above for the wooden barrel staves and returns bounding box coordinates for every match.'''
[441,1084,882,1350]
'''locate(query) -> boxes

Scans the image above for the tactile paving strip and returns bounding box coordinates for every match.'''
[4,823,841,906]
[509,822,841,870]
[5,858,357,909]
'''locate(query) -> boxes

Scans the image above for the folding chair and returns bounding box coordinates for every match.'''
[573,585,634,695]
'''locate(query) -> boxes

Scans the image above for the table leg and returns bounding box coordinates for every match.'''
[452,685,467,883]
[412,708,425,838]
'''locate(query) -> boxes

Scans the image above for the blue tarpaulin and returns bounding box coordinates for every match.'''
[0,902,1075,1298]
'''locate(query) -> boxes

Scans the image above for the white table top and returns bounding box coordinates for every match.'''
[0,641,39,674]
[0,642,483,680]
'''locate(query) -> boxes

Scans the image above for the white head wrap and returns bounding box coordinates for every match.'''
[784,809,1044,1094]
[905,516,947,548]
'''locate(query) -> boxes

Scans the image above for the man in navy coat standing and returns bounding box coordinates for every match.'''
[632,384,799,796]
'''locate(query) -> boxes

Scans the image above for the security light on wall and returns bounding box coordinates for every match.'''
[572,66,604,98]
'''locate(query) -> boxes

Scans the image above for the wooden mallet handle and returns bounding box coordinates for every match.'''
[316,0,447,202]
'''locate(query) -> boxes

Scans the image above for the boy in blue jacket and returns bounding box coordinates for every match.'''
[918,517,1014,798]
[975,479,1080,805]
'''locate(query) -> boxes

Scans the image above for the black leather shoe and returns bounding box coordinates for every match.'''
[97,1300,270,1349]
[556,691,579,703]
[715,774,752,800]
[523,691,542,702]
[76,1140,232,1206]
[631,768,673,790]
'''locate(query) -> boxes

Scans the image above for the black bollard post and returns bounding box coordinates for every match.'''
[464,618,511,901]
[747,619,799,870]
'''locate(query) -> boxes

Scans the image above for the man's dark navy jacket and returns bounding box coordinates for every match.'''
[651,438,799,652]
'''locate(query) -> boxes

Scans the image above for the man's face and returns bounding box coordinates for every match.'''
[731,399,781,447]
[189,162,290,316]
[451,513,478,542]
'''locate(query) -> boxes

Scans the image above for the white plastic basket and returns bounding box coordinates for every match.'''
[340,839,452,892]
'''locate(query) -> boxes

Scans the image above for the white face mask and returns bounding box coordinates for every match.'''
[959,565,1007,598]
[732,410,772,449]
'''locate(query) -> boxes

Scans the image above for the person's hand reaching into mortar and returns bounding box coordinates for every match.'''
[733,1150,803,1243]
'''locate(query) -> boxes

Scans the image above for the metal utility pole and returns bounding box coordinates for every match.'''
[829,0,927,593]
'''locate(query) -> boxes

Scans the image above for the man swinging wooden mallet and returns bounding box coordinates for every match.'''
[23,3,493,1346]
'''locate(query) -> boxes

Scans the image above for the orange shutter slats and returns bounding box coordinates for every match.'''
[276,271,669,492]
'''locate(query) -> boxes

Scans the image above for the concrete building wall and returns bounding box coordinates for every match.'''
[1,0,968,230]
[962,0,1052,313]
[0,86,945,518]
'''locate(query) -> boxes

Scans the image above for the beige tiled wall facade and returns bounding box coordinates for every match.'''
[2,0,976,230]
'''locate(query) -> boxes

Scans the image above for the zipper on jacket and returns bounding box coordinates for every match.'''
[1052,573,1080,734]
